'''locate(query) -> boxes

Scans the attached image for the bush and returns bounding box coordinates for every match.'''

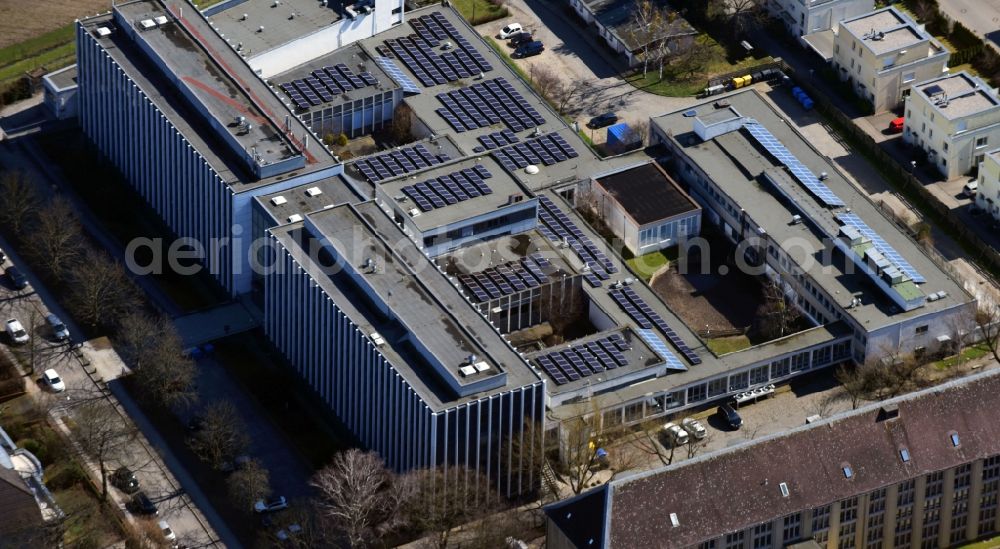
[47,463,87,490]
[948,22,979,50]
[335,132,349,147]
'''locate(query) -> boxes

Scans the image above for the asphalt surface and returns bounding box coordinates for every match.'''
[0,235,229,548]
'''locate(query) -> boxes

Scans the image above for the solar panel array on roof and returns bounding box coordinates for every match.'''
[378,11,493,88]
[279,63,379,110]
[535,195,617,288]
[743,121,846,208]
[353,143,445,183]
[435,77,546,133]
[374,56,421,95]
[635,328,688,371]
[609,286,701,365]
[491,132,578,171]
[836,212,926,283]
[534,333,631,385]
[401,165,494,212]
[457,255,551,302]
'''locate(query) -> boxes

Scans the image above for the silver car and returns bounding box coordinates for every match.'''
[682,417,708,440]
[46,314,70,341]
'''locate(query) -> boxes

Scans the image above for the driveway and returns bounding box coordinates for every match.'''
[475,0,697,144]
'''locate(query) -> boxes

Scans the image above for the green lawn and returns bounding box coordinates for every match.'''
[0,24,76,86]
[705,335,752,355]
[627,35,773,97]
[450,0,509,25]
[934,344,990,370]
[625,250,674,281]
[956,535,1000,549]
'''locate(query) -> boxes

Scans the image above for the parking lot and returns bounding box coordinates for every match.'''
[476,0,696,145]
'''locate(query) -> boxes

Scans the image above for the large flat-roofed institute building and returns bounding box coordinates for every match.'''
[586,162,701,255]
[903,71,1000,181]
[831,7,949,113]
[545,367,1000,549]
[650,90,973,359]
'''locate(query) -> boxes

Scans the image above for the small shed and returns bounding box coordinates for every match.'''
[606,123,641,153]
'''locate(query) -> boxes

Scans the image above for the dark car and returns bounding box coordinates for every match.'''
[0,248,5,264]
[508,32,533,48]
[587,112,619,129]
[512,41,544,59]
[6,266,27,290]
[112,467,140,494]
[718,404,743,430]
[128,491,157,515]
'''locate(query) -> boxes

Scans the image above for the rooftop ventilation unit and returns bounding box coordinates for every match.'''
[408,208,421,217]
[819,172,828,180]
[287,214,304,223]
[241,13,248,21]
[370,332,385,346]
[96,27,112,37]
[305,186,323,197]
[270,195,287,206]
[473,361,491,373]
[459,365,477,377]
[154,15,168,26]
[257,25,265,33]
[139,19,156,30]
[272,0,281,6]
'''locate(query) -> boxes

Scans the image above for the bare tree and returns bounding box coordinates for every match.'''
[945,306,975,359]
[627,0,666,76]
[722,0,766,40]
[976,303,1000,365]
[836,348,925,408]
[560,409,637,495]
[628,419,677,466]
[755,281,801,341]
[674,37,714,78]
[528,65,560,102]
[311,449,401,548]
[227,458,271,514]
[12,308,50,375]
[0,171,39,238]
[65,251,141,330]
[72,399,138,501]
[26,197,84,283]
[399,466,497,549]
[259,503,323,549]
[686,432,711,460]
[187,401,250,470]
[123,519,174,549]
[118,312,197,410]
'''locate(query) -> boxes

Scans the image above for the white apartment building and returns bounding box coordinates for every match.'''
[832,7,949,113]
[974,149,1000,220]
[904,72,1000,180]
[766,0,872,39]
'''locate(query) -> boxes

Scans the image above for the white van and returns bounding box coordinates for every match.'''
[963,180,979,198]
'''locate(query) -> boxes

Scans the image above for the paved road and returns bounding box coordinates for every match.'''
[0,238,230,547]
[936,0,1000,50]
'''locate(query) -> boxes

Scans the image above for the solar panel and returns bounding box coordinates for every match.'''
[375,57,422,94]
[743,121,846,208]
[618,287,702,365]
[635,329,688,371]
[836,212,925,283]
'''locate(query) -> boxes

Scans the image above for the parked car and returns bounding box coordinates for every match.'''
[508,32,533,48]
[681,417,708,440]
[512,41,544,59]
[888,117,905,133]
[718,404,743,430]
[662,422,689,446]
[5,318,28,344]
[255,496,289,513]
[963,180,979,198]
[128,491,158,515]
[497,22,523,40]
[46,313,70,341]
[276,524,303,541]
[42,369,65,393]
[587,112,619,129]
[112,467,140,494]
[158,520,177,543]
[6,266,27,290]
[0,248,6,263]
